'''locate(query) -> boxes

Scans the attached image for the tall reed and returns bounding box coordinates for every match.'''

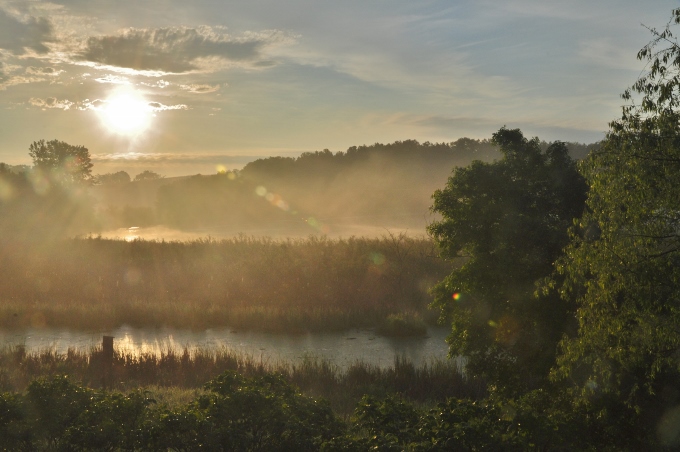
[0,234,459,333]
[0,345,484,414]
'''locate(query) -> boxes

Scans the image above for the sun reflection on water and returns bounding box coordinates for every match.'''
[0,326,452,370]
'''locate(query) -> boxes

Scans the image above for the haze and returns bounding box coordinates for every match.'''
[0,0,675,177]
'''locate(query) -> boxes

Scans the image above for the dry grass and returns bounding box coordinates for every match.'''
[0,234,457,333]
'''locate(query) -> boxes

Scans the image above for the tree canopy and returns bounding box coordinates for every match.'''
[28,139,93,185]
[428,127,587,393]
[95,171,131,184]
[550,9,680,434]
[134,170,163,182]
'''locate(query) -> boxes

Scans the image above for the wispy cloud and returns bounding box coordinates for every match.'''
[25,66,62,76]
[93,74,131,84]
[179,83,221,93]
[77,26,295,74]
[25,96,187,113]
[148,102,188,111]
[92,152,262,166]
[0,62,50,90]
[140,79,170,88]
[29,97,73,110]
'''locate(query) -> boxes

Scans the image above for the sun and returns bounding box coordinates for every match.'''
[97,89,153,136]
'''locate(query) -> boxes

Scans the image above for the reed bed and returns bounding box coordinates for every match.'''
[0,345,484,414]
[0,234,456,333]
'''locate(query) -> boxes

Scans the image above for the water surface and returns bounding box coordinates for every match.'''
[0,326,452,370]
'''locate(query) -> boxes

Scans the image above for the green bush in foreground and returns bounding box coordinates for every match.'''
[0,371,655,451]
[0,372,341,451]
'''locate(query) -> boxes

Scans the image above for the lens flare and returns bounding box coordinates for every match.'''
[0,177,14,201]
[452,292,461,300]
[370,252,386,265]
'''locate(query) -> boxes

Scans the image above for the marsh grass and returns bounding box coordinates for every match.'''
[0,345,484,415]
[0,234,457,333]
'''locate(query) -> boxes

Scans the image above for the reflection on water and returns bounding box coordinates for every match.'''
[95,224,426,242]
[0,326,452,370]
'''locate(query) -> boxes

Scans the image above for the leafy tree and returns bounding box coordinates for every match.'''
[94,170,131,184]
[428,127,587,394]
[134,170,163,181]
[28,139,93,185]
[550,9,680,445]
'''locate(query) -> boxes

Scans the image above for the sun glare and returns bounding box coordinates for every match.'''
[98,90,153,136]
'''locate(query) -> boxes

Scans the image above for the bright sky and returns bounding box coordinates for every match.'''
[0,0,677,176]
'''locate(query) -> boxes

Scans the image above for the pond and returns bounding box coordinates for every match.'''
[0,326,454,370]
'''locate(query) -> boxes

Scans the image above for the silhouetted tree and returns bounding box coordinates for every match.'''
[134,170,163,181]
[28,139,93,185]
[95,171,131,184]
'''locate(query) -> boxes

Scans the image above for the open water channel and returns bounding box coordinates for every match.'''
[0,326,453,370]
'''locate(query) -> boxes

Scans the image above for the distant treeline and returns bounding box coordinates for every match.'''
[153,138,597,232]
[0,137,599,235]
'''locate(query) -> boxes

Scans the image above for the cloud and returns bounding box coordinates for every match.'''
[71,98,187,112]
[0,62,48,90]
[25,66,62,76]
[78,26,294,74]
[179,83,221,93]
[141,79,170,88]
[94,74,131,84]
[0,8,53,55]
[148,102,188,111]
[92,152,264,166]
[29,97,74,110]
[393,112,606,143]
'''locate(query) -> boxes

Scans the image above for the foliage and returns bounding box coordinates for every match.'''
[28,139,93,185]
[0,372,342,451]
[550,8,680,446]
[428,127,587,394]
[0,141,99,242]
[190,372,342,451]
[0,392,31,450]
[95,170,131,184]
[134,170,163,181]
[0,345,481,418]
[0,372,622,451]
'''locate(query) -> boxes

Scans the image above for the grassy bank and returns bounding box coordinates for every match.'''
[0,234,456,333]
[0,345,483,415]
